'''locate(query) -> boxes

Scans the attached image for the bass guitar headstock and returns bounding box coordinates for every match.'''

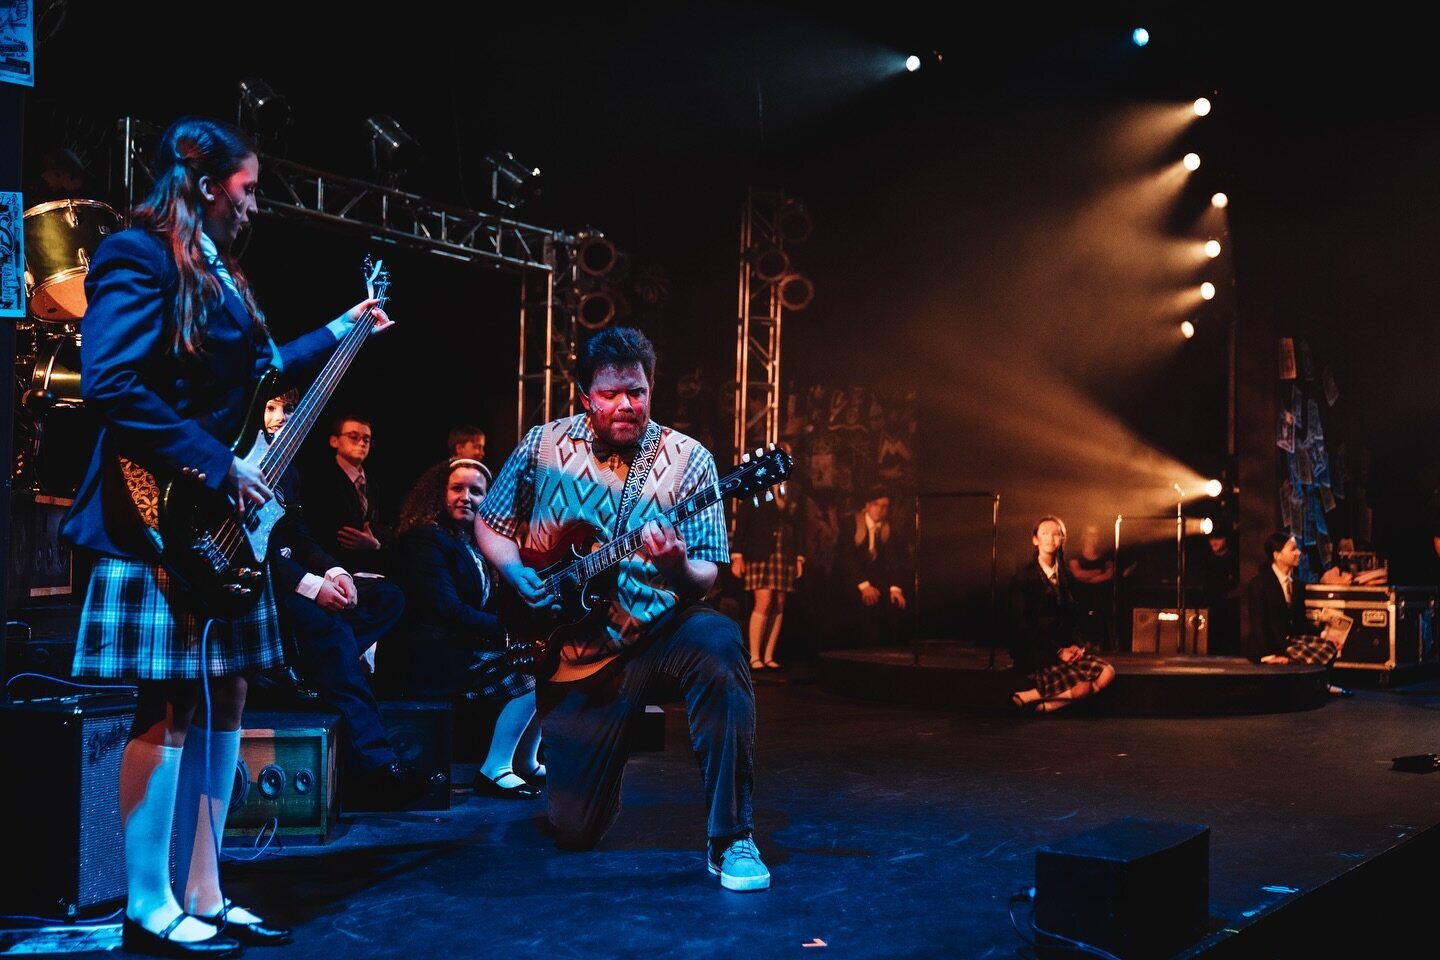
[362,255,390,308]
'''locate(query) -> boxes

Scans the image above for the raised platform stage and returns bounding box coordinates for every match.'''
[814,639,1436,716]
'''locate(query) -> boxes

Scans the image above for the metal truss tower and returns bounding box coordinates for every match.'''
[732,187,812,460]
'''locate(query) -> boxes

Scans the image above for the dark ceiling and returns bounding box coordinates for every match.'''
[15,3,1440,577]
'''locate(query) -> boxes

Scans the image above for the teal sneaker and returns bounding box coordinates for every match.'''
[708,836,771,891]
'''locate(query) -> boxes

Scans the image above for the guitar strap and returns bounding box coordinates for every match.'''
[613,421,662,537]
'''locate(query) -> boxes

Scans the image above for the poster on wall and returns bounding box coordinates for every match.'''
[0,1,34,87]
[0,191,25,318]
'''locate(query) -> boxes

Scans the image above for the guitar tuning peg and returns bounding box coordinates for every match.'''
[779,482,787,496]
[754,446,764,458]
[764,491,774,502]
[751,495,760,507]
[741,452,751,462]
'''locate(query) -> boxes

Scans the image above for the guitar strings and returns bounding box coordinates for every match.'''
[207,302,379,564]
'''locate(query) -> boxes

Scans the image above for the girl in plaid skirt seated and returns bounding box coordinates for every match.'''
[1007,516,1116,713]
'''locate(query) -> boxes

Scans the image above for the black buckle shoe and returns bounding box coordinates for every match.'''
[122,916,243,958]
[473,771,542,799]
[194,902,293,946]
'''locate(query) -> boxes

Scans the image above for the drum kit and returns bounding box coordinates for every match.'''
[14,197,123,497]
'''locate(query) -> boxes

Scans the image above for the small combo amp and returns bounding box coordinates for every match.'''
[225,710,340,846]
[0,692,138,916]
[1130,607,1209,655]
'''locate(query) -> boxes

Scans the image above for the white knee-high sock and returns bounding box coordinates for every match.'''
[121,740,185,929]
[480,691,537,780]
[173,726,241,917]
[516,702,544,777]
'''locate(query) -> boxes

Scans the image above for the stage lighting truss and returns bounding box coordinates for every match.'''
[557,231,630,330]
[735,188,814,457]
[117,117,568,272]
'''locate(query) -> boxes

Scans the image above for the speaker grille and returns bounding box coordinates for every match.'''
[75,709,129,909]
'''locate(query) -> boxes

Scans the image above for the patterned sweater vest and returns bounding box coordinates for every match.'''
[529,417,698,679]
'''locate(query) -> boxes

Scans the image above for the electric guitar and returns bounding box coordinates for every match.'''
[123,257,390,620]
[498,443,793,679]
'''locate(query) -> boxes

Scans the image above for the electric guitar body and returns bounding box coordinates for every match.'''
[497,444,793,678]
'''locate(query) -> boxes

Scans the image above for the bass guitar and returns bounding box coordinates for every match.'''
[123,257,390,620]
[498,443,792,679]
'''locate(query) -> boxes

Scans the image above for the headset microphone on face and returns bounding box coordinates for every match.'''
[201,177,248,226]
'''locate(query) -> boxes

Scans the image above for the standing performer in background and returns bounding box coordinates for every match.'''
[1008,515,1115,713]
[59,116,392,957]
[475,326,771,891]
[730,470,803,670]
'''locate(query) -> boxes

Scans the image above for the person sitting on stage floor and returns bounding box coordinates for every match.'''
[385,457,543,800]
[60,115,392,957]
[262,390,445,809]
[1008,515,1116,713]
[836,485,909,648]
[1243,531,1351,696]
[474,325,770,891]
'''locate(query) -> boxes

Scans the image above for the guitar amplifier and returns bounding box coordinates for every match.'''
[225,710,340,846]
[0,693,138,916]
[1130,608,1209,655]
[1304,584,1437,671]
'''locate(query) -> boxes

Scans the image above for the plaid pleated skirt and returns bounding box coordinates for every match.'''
[71,556,285,680]
[742,552,798,593]
[464,649,537,702]
[1285,636,1340,665]
[1030,652,1112,698]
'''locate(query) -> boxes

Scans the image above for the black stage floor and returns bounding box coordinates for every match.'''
[3,641,1439,960]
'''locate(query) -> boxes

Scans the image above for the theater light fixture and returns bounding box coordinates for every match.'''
[777,273,815,312]
[365,114,422,180]
[747,244,791,283]
[483,150,541,209]
[237,77,290,141]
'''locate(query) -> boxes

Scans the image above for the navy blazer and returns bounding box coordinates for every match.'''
[384,523,507,698]
[1008,559,1085,675]
[1244,568,1320,662]
[301,457,393,575]
[836,510,903,592]
[59,228,338,560]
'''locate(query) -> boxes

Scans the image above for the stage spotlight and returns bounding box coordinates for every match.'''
[777,273,814,312]
[1132,27,1150,47]
[365,114,422,179]
[778,199,813,243]
[1202,478,1223,497]
[1204,239,1221,258]
[905,54,921,72]
[1180,320,1196,339]
[575,232,618,277]
[1193,97,1212,117]
[237,77,290,141]
[747,244,791,284]
[483,150,541,209]
[1183,152,1201,171]
[1211,192,1229,209]
[574,289,618,330]
[1200,281,1216,300]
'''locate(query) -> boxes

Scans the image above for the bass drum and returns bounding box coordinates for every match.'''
[16,336,97,497]
[23,198,124,328]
